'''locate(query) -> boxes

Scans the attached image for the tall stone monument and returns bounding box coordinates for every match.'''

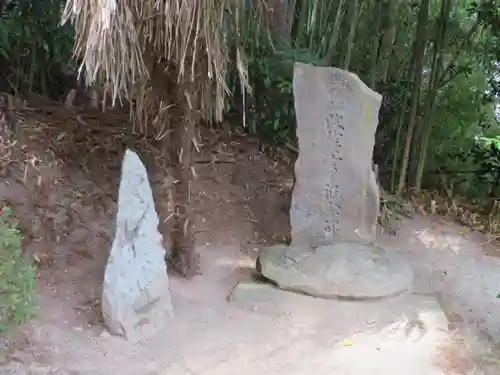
[256,63,413,299]
[290,63,381,247]
[101,149,173,342]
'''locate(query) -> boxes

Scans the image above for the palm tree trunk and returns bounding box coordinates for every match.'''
[170,80,199,278]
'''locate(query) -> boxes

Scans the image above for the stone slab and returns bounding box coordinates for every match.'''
[291,63,382,246]
[229,282,448,329]
[228,281,450,374]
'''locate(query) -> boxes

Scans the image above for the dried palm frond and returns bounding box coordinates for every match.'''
[61,0,252,129]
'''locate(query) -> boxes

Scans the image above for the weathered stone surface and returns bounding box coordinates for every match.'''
[102,149,173,342]
[290,63,382,246]
[229,282,293,316]
[257,242,413,299]
[229,282,450,346]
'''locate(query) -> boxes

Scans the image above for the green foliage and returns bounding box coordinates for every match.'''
[247,51,294,142]
[245,41,324,142]
[233,1,334,143]
[415,66,497,194]
[470,136,500,197]
[0,205,37,334]
[233,0,500,205]
[0,0,76,97]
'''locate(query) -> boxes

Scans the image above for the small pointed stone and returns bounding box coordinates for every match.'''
[101,149,173,342]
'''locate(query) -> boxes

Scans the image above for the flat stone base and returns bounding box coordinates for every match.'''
[229,282,447,331]
[257,242,414,299]
[228,281,451,375]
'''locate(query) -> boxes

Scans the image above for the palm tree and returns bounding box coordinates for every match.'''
[61,0,250,278]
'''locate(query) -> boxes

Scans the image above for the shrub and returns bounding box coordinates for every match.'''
[0,205,37,334]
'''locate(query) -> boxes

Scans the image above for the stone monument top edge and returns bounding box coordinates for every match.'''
[293,62,383,103]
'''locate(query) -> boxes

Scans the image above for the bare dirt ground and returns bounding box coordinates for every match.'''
[0,101,500,374]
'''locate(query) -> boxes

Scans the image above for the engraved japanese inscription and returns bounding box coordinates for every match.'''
[290,63,382,246]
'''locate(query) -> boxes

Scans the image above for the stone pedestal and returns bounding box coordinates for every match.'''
[257,243,413,299]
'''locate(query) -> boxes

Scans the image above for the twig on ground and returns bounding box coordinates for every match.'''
[477,234,500,247]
